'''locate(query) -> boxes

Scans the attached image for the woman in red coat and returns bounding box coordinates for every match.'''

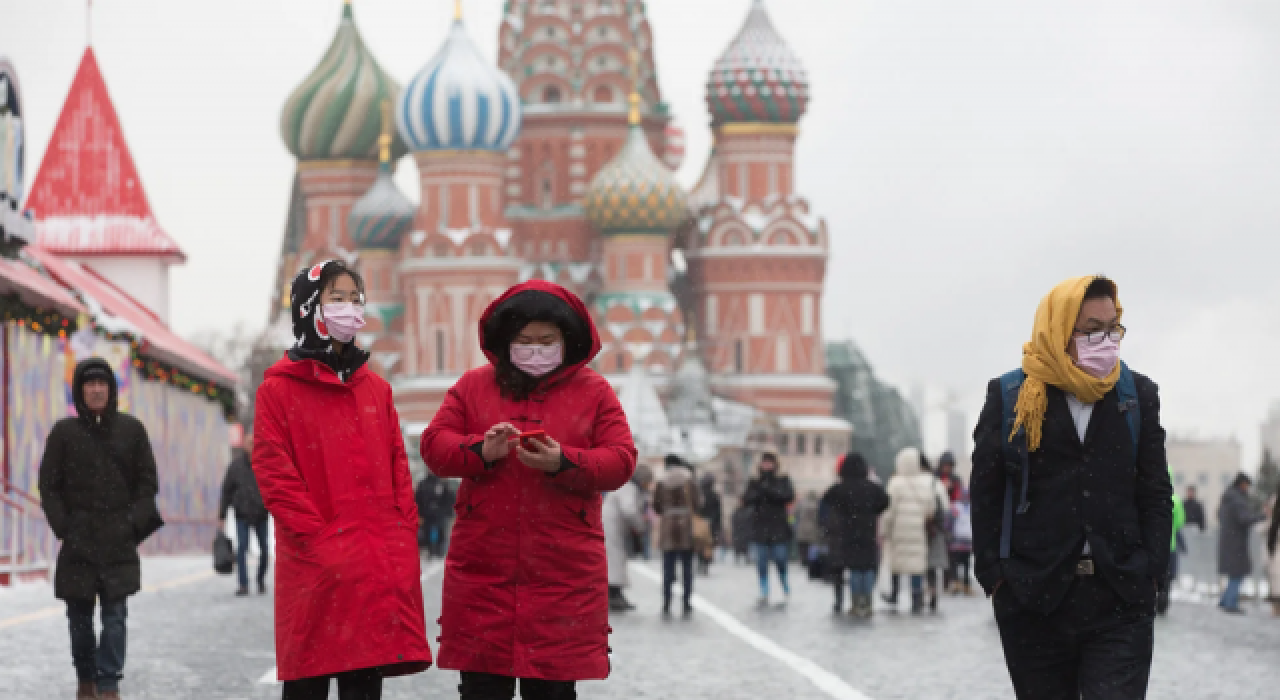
[254,261,432,699]
[421,280,637,699]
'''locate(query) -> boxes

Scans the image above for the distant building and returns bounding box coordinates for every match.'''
[1259,401,1280,464]
[1167,436,1242,527]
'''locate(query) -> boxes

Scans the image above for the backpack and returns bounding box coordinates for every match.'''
[997,362,1140,560]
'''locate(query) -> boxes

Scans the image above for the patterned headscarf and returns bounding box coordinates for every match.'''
[290,261,335,358]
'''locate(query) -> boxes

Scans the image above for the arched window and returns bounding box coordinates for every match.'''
[593,85,613,104]
[615,353,625,372]
[540,177,554,209]
[543,85,562,103]
[734,339,745,373]
[435,330,446,373]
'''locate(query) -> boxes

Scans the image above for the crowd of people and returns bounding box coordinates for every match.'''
[36,266,1280,700]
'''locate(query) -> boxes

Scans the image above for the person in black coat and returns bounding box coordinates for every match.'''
[697,473,724,574]
[820,453,889,617]
[971,276,1171,700]
[743,452,795,605]
[415,472,456,559]
[39,358,163,699]
[218,434,269,596]
[1182,485,1206,531]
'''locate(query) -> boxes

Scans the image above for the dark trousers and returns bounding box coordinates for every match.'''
[66,595,127,693]
[236,517,270,591]
[663,549,694,610]
[459,671,576,700]
[282,668,382,699]
[994,576,1155,699]
[950,551,971,586]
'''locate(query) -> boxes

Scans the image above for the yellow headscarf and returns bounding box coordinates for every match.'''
[1013,276,1124,451]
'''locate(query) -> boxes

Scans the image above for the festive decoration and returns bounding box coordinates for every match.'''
[96,331,235,417]
[0,293,78,339]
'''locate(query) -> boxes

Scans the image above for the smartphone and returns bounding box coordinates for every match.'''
[518,430,547,449]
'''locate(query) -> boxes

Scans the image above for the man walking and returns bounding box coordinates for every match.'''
[1182,485,1206,531]
[218,433,269,596]
[414,471,455,559]
[654,455,703,617]
[40,358,164,699]
[972,276,1171,699]
[1217,473,1268,614]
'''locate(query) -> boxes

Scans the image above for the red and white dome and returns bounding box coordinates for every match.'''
[706,0,809,125]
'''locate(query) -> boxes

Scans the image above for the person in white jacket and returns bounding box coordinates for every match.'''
[882,447,950,613]
[604,465,652,612]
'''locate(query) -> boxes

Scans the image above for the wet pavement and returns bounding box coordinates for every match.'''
[2,554,1278,699]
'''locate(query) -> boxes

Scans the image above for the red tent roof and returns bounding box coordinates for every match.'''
[25,49,186,261]
[27,247,237,386]
[0,254,86,316]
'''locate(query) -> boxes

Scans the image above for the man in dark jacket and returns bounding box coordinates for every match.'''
[821,453,889,617]
[971,276,1171,700]
[414,472,455,559]
[744,452,795,606]
[1216,473,1268,613]
[218,433,269,596]
[39,358,163,700]
[1182,485,1206,531]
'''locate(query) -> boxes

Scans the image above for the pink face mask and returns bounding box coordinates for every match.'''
[1074,336,1120,379]
[510,343,563,377]
[321,303,366,344]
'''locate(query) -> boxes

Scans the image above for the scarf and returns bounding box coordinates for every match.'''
[287,261,369,382]
[1013,275,1123,451]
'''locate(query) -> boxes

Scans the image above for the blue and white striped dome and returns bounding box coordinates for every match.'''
[398,19,521,153]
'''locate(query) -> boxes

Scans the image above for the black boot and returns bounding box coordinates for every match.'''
[928,587,938,613]
[911,591,924,614]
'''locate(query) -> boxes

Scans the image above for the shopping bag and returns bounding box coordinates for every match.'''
[213,532,235,575]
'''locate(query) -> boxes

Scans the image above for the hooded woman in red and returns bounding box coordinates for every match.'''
[253,261,432,699]
[421,280,637,699]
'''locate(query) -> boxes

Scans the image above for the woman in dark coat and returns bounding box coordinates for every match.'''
[420,280,637,698]
[820,453,889,617]
[743,452,795,605]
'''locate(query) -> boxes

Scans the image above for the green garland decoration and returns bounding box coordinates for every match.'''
[0,292,79,339]
[100,332,237,419]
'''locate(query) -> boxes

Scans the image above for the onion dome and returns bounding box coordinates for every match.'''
[349,103,415,250]
[280,1,406,161]
[584,96,688,235]
[706,0,809,125]
[397,10,521,153]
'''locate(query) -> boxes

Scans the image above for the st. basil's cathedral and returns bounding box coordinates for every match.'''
[270,0,852,498]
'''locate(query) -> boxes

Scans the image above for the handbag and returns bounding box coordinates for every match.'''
[213,532,235,575]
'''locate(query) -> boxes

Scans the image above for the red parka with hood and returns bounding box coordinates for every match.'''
[421,280,637,681]
[252,262,432,681]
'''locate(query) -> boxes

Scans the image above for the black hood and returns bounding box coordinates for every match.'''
[73,357,119,426]
[838,453,869,482]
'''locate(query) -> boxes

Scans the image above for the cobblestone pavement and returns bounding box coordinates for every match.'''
[2,555,1279,699]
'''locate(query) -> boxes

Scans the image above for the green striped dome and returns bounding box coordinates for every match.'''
[280,3,407,161]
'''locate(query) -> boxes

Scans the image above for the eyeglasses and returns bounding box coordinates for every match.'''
[1072,324,1126,345]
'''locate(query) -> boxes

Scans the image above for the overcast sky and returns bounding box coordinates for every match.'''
[4,0,1280,468]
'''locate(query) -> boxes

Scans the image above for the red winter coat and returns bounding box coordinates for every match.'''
[253,354,432,682]
[421,280,637,681]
